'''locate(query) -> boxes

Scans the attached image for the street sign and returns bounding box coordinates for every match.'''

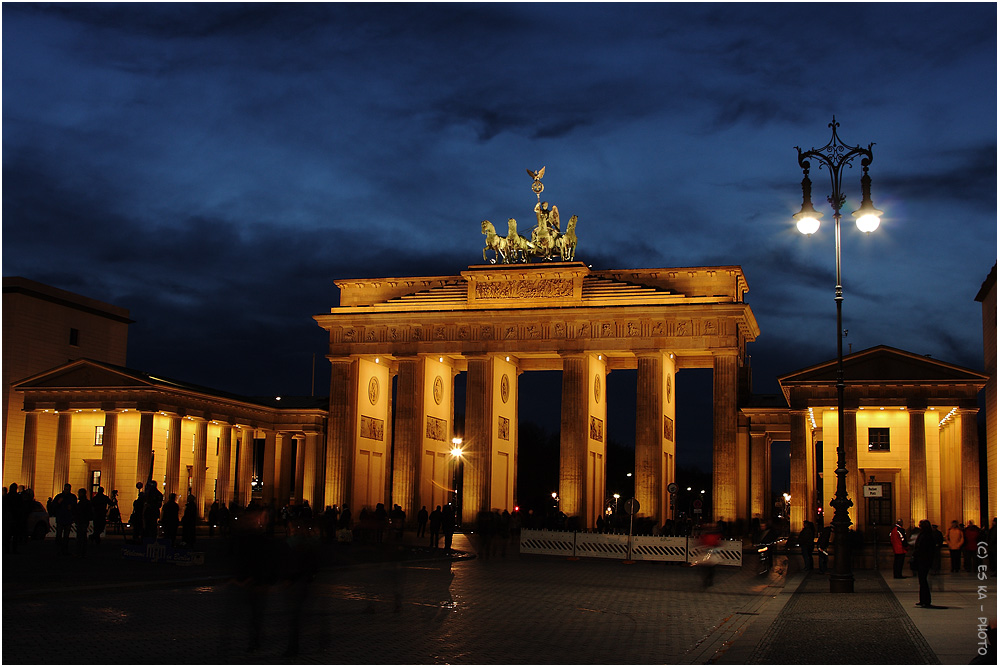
[692,499,703,509]
[624,497,640,515]
[666,482,678,494]
[863,485,883,498]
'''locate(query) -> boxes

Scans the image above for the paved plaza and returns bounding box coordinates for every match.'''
[2,531,996,664]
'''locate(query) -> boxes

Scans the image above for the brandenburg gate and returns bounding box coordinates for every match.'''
[314,169,760,526]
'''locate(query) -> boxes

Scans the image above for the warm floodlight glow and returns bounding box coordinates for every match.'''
[450,447,463,457]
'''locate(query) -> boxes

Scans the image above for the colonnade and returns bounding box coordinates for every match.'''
[16,402,323,519]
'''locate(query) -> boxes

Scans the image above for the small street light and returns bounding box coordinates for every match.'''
[794,116,882,594]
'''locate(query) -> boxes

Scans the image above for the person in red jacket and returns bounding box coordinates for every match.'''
[964,521,982,572]
[890,519,908,578]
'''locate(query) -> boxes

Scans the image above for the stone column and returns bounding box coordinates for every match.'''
[165,415,183,499]
[789,410,809,529]
[262,430,277,505]
[635,354,664,524]
[135,412,155,489]
[192,419,208,516]
[276,431,293,505]
[20,411,38,491]
[100,411,120,496]
[217,424,233,505]
[293,436,306,504]
[392,358,423,517]
[326,360,357,508]
[51,412,73,494]
[843,409,861,528]
[712,352,739,522]
[237,427,255,506]
[960,409,981,524]
[749,430,769,521]
[908,407,928,523]
[464,357,493,525]
[559,355,588,521]
[304,431,323,509]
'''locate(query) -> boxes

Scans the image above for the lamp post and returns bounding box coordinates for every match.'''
[794,116,882,594]
[450,437,463,521]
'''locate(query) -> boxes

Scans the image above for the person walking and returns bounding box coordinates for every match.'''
[417,505,428,538]
[5,482,23,553]
[442,503,455,549]
[947,520,964,572]
[890,519,908,578]
[74,488,92,557]
[53,483,77,556]
[429,505,442,547]
[913,519,937,608]
[181,494,198,547]
[90,487,109,546]
[931,524,944,575]
[142,480,164,540]
[817,524,832,574]
[161,493,180,546]
[964,521,981,572]
[799,520,815,572]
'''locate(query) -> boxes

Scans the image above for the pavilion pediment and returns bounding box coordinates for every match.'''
[13,359,152,390]
[778,345,988,386]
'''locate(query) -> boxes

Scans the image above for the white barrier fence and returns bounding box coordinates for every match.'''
[519,529,743,566]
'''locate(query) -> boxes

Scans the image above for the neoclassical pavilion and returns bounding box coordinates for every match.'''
[315,262,760,526]
[8,359,327,517]
[772,346,987,531]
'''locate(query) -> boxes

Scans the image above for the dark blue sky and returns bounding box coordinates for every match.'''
[3,3,996,472]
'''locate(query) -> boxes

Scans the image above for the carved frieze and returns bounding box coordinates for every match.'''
[498,415,510,441]
[664,415,674,441]
[474,279,573,300]
[360,415,384,441]
[590,416,604,442]
[426,416,447,441]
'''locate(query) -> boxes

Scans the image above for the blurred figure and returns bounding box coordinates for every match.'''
[74,488,92,557]
[53,483,76,556]
[442,503,455,549]
[964,521,981,572]
[416,505,428,538]
[281,518,320,656]
[890,519,907,578]
[816,524,832,574]
[947,520,964,572]
[699,528,722,587]
[429,505,442,548]
[142,480,163,540]
[913,519,936,608]
[799,520,815,571]
[90,487,109,546]
[182,494,198,546]
[161,493,180,546]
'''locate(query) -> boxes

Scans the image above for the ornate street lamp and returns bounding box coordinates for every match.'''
[794,116,882,594]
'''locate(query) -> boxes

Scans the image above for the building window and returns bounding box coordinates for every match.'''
[95,425,104,446]
[90,470,101,497]
[868,427,890,451]
[69,328,80,346]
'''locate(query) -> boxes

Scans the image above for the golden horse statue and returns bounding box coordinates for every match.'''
[505,218,533,263]
[481,220,509,264]
[556,215,578,261]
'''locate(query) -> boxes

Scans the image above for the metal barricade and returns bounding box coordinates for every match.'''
[686,538,744,566]
[629,535,689,562]
[519,528,576,557]
[574,532,629,559]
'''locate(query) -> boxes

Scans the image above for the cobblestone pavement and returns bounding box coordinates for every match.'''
[3,533,787,664]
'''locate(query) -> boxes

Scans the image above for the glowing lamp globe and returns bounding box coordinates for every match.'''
[795,215,821,235]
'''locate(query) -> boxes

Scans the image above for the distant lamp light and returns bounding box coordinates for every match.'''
[794,173,823,235]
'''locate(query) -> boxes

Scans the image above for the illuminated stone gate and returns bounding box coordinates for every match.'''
[314,262,759,526]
